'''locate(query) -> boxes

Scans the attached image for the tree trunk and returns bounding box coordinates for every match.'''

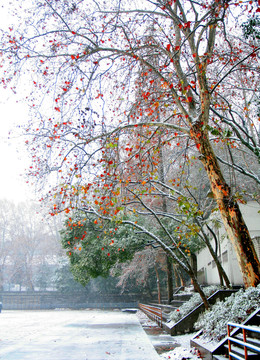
[173,264,180,287]
[191,124,260,287]
[175,265,186,288]
[154,265,161,304]
[179,273,185,288]
[158,142,174,303]
[166,256,173,304]
[199,223,231,288]
[190,273,210,310]
[0,267,3,292]
[190,252,197,278]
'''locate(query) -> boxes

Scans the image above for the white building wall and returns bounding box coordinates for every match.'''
[196,201,260,286]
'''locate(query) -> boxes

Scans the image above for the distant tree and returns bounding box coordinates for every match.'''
[0,200,12,290]
[0,200,63,291]
[114,247,167,303]
[54,259,87,293]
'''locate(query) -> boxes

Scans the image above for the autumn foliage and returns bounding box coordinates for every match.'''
[0,0,260,290]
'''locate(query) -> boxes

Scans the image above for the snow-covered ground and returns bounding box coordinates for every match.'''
[159,334,201,360]
[136,310,202,360]
[0,309,203,359]
[0,309,160,360]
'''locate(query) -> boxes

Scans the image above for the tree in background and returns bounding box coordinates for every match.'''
[54,258,88,293]
[0,200,63,291]
[0,200,12,290]
[1,0,260,288]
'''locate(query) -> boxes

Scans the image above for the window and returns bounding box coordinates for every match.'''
[253,237,260,261]
[222,250,228,263]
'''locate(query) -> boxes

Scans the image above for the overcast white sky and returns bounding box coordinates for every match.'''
[0,91,32,202]
[0,3,33,203]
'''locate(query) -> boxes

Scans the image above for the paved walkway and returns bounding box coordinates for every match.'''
[0,310,161,360]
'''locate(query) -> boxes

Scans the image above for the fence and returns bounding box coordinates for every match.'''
[0,291,149,310]
[138,303,163,328]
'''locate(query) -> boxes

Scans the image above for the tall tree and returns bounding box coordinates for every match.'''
[1,0,260,287]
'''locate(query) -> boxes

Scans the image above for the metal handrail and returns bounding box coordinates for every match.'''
[227,322,260,360]
[138,303,163,328]
[228,322,260,333]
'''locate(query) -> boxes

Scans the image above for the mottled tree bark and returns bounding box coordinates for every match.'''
[191,124,260,287]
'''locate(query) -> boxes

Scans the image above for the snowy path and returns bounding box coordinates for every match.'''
[0,310,160,360]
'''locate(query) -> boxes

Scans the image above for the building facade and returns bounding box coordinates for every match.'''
[196,201,260,286]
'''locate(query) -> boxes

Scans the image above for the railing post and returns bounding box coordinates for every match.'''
[243,328,248,360]
[227,319,260,360]
[227,324,231,360]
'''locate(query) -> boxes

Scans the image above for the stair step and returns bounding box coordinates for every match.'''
[235,333,260,348]
[172,294,193,301]
[227,333,260,353]
[224,344,260,358]
[213,355,228,360]
[170,300,186,307]
[228,351,246,360]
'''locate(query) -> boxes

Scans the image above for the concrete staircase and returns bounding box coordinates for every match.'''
[191,308,260,360]
[213,308,260,360]
[150,287,194,323]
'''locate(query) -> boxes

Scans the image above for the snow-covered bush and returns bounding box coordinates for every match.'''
[195,285,260,341]
[169,286,219,324]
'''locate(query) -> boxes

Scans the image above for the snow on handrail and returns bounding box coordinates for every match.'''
[138,303,163,328]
